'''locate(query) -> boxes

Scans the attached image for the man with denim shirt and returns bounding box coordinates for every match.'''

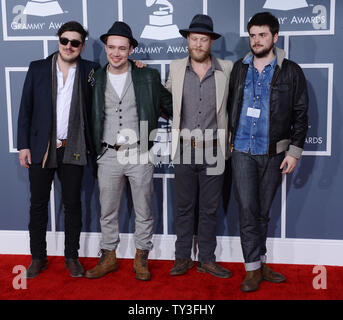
[228,12,308,292]
[233,54,276,155]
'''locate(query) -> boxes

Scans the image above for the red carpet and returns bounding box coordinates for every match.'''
[1,254,342,300]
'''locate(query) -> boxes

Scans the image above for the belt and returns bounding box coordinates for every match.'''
[180,137,217,148]
[102,141,140,151]
[57,139,67,148]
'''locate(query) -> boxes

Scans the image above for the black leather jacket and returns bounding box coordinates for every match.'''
[228,48,308,159]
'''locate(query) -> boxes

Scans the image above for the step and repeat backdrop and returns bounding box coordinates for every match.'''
[1,0,342,265]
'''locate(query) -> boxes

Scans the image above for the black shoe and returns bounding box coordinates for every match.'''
[197,261,232,278]
[25,258,48,279]
[65,258,84,277]
[170,258,193,276]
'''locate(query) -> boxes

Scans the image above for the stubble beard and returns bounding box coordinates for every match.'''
[189,47,211,63]
[251,43,274,58]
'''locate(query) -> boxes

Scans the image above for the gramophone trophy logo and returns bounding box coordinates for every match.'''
[241,0,334,35]
[3,0,85,39]
[263,0,309,11]
[23,0,63,17]
[140,0,181,40]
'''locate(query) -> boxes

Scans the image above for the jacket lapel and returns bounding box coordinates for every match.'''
[214,69,226,114]
[174,58,187,114]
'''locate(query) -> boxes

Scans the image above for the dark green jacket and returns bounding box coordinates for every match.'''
[91,60,172,155]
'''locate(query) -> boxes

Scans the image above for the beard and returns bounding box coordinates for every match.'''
[189,47,211,63]
[250,42,274,58]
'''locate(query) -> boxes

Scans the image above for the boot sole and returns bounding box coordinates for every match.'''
[132,268,151,281]
[263,276,286,283]
[85,265,118,279]
[196,266,232,279]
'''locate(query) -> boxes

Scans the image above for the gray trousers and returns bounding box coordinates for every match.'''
[97,148,154,251]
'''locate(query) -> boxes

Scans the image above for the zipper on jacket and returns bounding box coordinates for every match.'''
[268,66,280,156]
[231,64,246,152]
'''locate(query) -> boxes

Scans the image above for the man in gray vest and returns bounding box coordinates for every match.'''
[85,21,172,281]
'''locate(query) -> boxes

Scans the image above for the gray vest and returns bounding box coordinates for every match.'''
[102,66,140,146]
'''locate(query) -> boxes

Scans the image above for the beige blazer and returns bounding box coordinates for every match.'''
[166,56,233,160]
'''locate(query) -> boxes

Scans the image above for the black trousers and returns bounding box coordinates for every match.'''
[174,147,224,262]
[28,148,84,259]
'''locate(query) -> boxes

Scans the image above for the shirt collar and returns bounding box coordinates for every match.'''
[186,54,222,72]
[56,61,76,74]
[243,50,277,70]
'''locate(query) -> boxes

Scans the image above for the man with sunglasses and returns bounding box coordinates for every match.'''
[17,21,100,278]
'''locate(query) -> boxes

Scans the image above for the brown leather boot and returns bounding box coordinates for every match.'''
[133,249,151,281]
[241,268,263,292]
[262,263,286,283]
[85,249,118,279]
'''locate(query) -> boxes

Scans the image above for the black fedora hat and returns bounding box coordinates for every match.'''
[179,14,221,40]
[100,21,138,48]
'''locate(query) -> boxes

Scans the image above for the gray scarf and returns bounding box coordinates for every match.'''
[45,53,87,168]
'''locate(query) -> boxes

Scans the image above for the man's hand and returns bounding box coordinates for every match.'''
[19,149,31,168]
[280,155,298,174]
[134,60,147,69]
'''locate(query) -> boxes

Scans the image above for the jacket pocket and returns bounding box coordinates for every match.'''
[271,83,290,91]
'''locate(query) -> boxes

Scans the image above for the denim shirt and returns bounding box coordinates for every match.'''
[234,54,277,155]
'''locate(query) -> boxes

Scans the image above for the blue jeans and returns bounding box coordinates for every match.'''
[231,150,284,271]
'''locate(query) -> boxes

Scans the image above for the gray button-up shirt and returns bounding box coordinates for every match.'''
[180,55,220,139]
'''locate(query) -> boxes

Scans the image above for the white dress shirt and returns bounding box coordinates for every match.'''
[56,62,76,140]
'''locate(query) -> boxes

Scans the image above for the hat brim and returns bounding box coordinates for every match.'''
[100,33,138,48]
[179,28,221,40]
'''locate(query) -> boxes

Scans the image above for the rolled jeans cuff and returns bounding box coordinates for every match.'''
[245,260,261,271]
[244,255,266,271]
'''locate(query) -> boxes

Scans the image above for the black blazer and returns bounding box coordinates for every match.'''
[17,52,100,164]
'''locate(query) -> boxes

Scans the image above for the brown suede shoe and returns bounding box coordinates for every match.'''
[25,258,48,279]
[133,249,151,281]
[197,261,232,279]
[170,258,193,276]
[262,263,286,283]
[241,268,263,292]
[85,249,118,279]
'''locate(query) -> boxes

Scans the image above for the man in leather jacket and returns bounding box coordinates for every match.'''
[85,21,172,281]
[228,12,308,292]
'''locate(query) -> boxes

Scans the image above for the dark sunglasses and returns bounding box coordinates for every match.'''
[59,37,82,48]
